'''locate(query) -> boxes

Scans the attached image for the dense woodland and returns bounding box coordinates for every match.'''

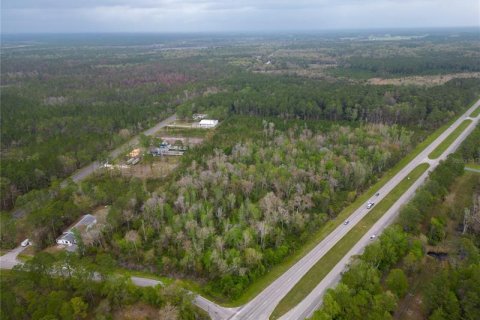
[311,126,480,320]
[179,75,480,128]
[108,117,413,297]
[0,45,229,210]
[0,252,206,320]
[340,53,480,77]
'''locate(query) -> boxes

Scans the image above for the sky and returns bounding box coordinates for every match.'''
[2,0,480,33]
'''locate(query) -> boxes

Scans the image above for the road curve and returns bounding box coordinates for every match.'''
[280,99,480,320]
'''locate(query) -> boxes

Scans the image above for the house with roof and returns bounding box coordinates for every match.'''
[56,214,97,247]
[57,232,77,246]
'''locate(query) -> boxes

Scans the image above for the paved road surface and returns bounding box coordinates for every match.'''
[0,245,27,269]
[280,99,480,320]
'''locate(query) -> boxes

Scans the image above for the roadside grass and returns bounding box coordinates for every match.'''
[470,106,480,117]
[17,253,34,262]
[195,114,461,307]
[17,245,36,262]
[428,120,472,159]
[270,163,430,319]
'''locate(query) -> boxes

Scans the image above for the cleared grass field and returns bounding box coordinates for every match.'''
[271,163,430,319]
[428,120,472,159]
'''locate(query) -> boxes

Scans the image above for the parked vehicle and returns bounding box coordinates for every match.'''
[21,239,30,247]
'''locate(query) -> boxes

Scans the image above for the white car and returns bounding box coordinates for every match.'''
[344,220,350,225]
[367,202,375,209]
[21,239,30,247]
[369,234,376,240]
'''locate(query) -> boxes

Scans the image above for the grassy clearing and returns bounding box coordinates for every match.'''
[470,106,480,117]
[428,120,472,159]
[271,163,430,319]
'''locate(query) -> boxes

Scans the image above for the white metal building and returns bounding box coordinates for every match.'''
[199,119,218,128]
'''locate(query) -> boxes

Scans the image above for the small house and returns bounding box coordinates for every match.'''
[199,119,218,128]
[56,214,97,247]
[57,232,76,246]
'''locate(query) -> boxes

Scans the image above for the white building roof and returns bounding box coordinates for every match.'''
[73,214,96,229]
[199,119,218,125]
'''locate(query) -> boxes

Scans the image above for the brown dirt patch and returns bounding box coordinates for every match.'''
[368,72,480,86]
[119,158,179,179]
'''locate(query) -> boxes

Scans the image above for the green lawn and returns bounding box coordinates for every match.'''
[182,114,467,307]
[470,106,480,117]
[271,163,430,319]
[428,120,472,159]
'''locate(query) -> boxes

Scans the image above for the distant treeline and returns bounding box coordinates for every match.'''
[341,53,480,76]
[181,75,480,128]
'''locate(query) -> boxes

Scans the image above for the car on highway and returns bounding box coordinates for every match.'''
[375,192,380,196]
[21,239,30,247]
[344,220,350,225]
[369,234,376,240]
[367,202,375,209]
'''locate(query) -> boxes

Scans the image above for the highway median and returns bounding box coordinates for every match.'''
[428,119,472,159]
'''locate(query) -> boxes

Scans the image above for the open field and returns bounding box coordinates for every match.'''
[118,158,180,179]
[271,163,430,319]
[367,72,480,86]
